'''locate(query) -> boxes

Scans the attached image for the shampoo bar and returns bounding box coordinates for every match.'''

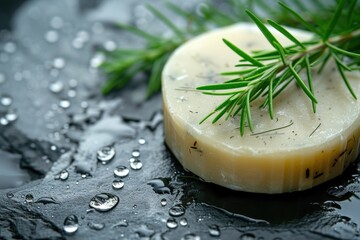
[162,23,360,193]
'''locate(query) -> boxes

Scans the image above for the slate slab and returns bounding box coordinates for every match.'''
[0,1,359,239]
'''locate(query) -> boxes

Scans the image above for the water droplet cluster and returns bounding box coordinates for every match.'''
[99,139,148,193]
[0,94,18,126]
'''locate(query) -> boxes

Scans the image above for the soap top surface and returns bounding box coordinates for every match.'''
[162,23,360,154]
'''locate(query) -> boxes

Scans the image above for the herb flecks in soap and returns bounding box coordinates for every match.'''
[198,1,360,135]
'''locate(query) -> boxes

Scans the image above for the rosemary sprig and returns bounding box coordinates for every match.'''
[100,4,185,97]
[101,0,329,97]
[197,0,360,136]
[101,1,248,97]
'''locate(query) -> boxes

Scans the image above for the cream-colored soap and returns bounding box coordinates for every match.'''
[162,23,360,193]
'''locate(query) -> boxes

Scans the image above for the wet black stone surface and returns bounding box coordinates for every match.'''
[0,0,360,239]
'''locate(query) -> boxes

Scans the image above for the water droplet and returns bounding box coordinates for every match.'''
[240,233,256,240]
[25,194,34,203]
[77,31,90,42]
[169,204,185,217]
[72,38,84,49]
[63,215,79,234]
[80,101,88,109]
[179,218,188,227]
[148,178,172,194]
[35,197,58,204]
[6,192,14,198]
[53,57,66,69]
[72,31,90,49]
[132,150,140,158]
[133,4,153,28]
[4,42,16,53]
[0,117,8,126]
[160,198,167,206]
[103,40,117,52]
[323,200,341,210]
[60,170,69,181]
[87,222,105,231]
[114,165,129,177]
[89,52,105,68]
[1,94,12,106]
[196,2,209,17]
[67,89,77,98]
[69,79,78,88]
[86,208,95,214]
[5,109,18,122]
[97,146,116,162]
[208,225,220,237]
[89,193,119,212]
[138,138,146,145]
[44,30,59,43]
[166,218,178,229]
[42,155,49,162]
[49,81,64,93]
[181,233,201,240]
[66,185,70,189]
[50,16,64,29]
[59,99,71,109]
[130,159,143,170]
[112,179,124,190]
[112,219,128,228]
[14,72,23,81]
[327,185,349,198]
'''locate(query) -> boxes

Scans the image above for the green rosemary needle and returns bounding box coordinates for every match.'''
[101,1,359,135]
[100,1,246,97]
[197,0,360,136]
[100,0,327,97]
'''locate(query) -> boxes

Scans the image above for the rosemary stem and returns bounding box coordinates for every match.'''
[286,28,360,63]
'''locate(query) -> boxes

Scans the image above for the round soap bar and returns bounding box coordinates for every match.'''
[162,23,360,193]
